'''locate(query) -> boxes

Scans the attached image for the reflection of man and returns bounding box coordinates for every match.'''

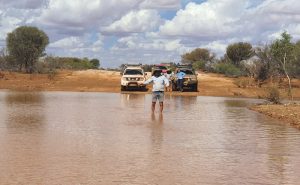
[176,69,186,92]
[143,70,169,113]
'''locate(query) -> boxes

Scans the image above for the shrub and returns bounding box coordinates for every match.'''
[192,61,206,70]
[0,52,19,71]
[47,69,57,80]
[256,65,269,82]
[90,59,100,69]
[42,56,98,70]
[266,86,281,104]
[214,63,242,77]
[234,78,249,88]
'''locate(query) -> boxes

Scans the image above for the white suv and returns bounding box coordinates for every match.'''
[121,65,147,91]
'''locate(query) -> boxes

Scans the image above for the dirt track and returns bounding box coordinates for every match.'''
[2,69,299,98]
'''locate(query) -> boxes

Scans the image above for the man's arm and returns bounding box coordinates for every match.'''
[143,77,153,85]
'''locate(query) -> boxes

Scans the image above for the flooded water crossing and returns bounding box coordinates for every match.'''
[0,91,300,185]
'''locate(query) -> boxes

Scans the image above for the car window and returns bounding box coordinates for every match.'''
[158,66,167,70]
[180,69,194,75]
[124,69,143,75]
[153,66,167,70]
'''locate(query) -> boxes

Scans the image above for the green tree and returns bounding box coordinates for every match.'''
[270,31,296,100]
[142,64,154,72]
[6,26,49,73]
[90,58,100,69]
[192,61,206,70]
[226,42,253,67]
[293,40,300,77]
[0,48,5,70]
[181,48,214,64]
[255,44,277,82]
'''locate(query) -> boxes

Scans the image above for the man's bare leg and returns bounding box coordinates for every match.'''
[152,102,156,112]
[159,102,163,113]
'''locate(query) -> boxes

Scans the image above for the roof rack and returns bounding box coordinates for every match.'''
[176,64,192,69]
[160,63,172,66]
[124,63,142,68]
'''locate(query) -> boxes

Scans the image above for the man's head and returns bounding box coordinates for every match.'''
[153,70,161,77]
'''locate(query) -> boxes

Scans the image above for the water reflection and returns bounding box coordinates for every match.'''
[0,92,299,185]
[120,93,146,109]
[5,91,44,104]
[150,113,164,153]
[169,95,197,111]
[223,99,249,107]
[266,126,290,184]
[1,92,46,185]
[4,92,45,129]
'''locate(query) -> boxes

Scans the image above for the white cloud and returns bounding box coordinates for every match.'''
[112,34,186,52]
[0,15,22,41]
[156,0,300,61]
[201,41,228,57]
[240,0,300,39]
[160,0,300,43]
[0,0,46,9]
[287,25,300,40]
[50,37,84,49]
[139,0,180,9]
[38,0,143,31]
[35,0,180,36]
[2,0,300,67]
[159,0,249,38]
[103,9,162,34]
[49,34,103,54]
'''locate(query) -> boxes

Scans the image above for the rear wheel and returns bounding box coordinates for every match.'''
[193,84,198,92]
[172,81,177,91]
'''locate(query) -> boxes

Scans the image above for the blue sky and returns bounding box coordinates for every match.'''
[1,0,300,67]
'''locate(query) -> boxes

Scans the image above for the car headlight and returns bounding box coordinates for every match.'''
[122,77,127,81]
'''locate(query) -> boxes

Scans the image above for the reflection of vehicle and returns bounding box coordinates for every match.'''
[172,65,198,92]
[121,65,147,91]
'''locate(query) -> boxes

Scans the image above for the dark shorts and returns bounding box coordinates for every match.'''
[152,91,164,103]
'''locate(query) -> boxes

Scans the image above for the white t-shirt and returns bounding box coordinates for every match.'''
[143,75,170,91]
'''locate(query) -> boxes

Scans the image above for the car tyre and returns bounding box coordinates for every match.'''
[172,81,177,91]
[193,84,198,92]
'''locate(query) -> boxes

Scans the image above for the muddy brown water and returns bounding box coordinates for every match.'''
[0,91,300,185]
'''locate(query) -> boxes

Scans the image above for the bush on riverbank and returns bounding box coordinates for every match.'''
[0,53,100,74]
[214,63,242,77]
[266,86,281,104]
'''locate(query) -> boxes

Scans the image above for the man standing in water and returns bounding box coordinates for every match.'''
[143,70,169,113]
[176,69,186,92]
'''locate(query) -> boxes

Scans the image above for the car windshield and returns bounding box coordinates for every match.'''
[154,66,167,70]
[180,69,194,75]
[124,69,143,75]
